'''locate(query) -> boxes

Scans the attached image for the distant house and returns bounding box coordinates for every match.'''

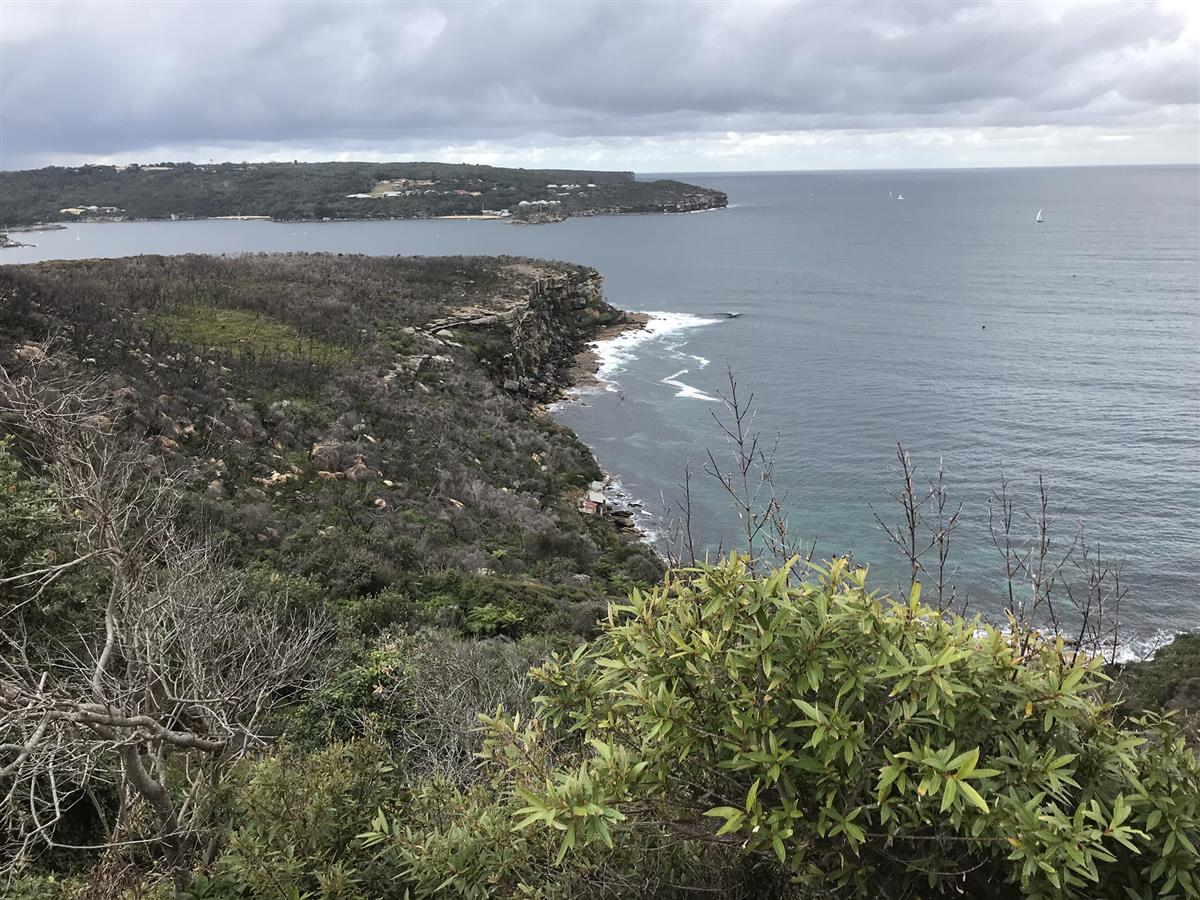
[578,485,608,515]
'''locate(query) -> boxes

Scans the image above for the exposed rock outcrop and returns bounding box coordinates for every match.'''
[421,263,626,399]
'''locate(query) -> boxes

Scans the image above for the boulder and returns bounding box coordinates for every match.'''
[310,439,349,470]
[158,414,182,440]
[344,454,377,482]
[13,342,48,364]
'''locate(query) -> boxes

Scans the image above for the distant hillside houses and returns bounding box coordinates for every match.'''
[346,185,483,200]
[59,205,123,215]
[518,199,561,206]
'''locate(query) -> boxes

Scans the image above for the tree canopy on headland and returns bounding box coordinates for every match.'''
[0,161,727,227]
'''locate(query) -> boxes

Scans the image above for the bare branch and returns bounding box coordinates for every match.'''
[0,347,333,890]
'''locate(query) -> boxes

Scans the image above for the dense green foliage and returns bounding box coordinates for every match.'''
[502,557,1200,898]
[0,161,726,226]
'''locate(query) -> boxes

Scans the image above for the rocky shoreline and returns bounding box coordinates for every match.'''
[563,311,651,394]
[551,309,663,549]
[1,222,68,248]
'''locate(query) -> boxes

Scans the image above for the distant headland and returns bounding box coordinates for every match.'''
[0,160,727,228]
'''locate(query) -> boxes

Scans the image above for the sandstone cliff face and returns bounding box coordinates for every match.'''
[423,263,621,397]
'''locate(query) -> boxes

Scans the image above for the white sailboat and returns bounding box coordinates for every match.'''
[1036,208,1044,223]
[896,193,904,200]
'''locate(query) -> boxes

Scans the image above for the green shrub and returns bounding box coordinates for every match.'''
[363,737,764,900]
[513,555,1200,899]
[1114,633,1200,724]
[0,439,91,629]
[287,628,547,768]
[463,600,525,636]
[197,741,404,900]
[148,305,351,368]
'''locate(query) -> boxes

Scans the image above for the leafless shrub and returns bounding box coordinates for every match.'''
[345,628,545,783]
[870,442,963,611]
[869,445,1129,664]
[870,451,1130,666]
[0,348,332,892]
[662,370,1130,665]
[664,369,812,577]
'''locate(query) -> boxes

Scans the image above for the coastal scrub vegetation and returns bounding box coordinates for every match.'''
[0,255,661,607]
[1,255,1196,898]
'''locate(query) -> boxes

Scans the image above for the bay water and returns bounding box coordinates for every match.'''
[4,165,1197,649]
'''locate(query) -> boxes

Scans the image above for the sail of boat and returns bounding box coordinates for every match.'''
[1036,209,1044,223]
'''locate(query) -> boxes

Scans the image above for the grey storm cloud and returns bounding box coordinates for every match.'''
[0,0,1196,164]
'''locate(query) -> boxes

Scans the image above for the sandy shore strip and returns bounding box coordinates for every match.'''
[565,312,651,392]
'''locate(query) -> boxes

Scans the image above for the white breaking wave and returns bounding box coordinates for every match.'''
[662,368,722,402]
[972,623,1183,665]
[1110,628,1181,663]
[592,310,721,389]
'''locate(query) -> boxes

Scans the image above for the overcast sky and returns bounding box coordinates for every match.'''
[1,0,1197,172]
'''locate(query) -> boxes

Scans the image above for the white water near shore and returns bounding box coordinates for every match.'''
[661,368,722,402]
[591,310,721,389]
[551,310,723,549]
[1111,629,1181,663]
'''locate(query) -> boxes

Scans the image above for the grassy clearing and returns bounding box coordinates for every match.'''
[151,305,352,367]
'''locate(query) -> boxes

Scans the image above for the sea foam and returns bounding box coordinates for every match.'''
[662,368,722,402]
[592,310,721,389]
[1110,628,1181,663]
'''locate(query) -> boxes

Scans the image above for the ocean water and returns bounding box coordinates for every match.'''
[4,165,1198,648]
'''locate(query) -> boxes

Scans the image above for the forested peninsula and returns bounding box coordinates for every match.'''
[0,161,727,227]
[0,255,1197,899]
